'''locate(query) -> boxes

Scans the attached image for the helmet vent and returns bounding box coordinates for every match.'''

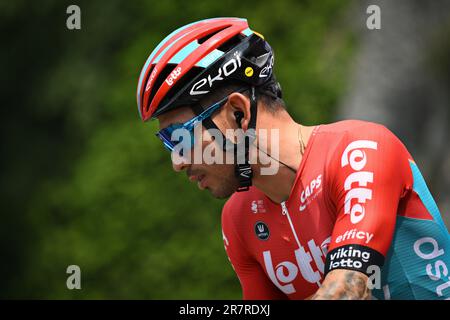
[217,34,245,53]
[197,27,228,44]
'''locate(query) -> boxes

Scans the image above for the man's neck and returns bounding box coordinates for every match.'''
[251,120,316,204]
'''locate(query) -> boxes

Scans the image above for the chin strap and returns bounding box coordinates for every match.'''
[234,86,257,192]
[192,86,258,192]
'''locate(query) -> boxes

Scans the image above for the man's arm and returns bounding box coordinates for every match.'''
[310,269,370,300]
[313,124,411,300]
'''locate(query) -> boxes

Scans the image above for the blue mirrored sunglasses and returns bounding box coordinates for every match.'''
[156,94,230,153]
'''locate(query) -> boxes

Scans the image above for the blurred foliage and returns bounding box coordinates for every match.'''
[0,0,355,298]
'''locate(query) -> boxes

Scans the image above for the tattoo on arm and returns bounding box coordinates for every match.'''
[310,269,371,300]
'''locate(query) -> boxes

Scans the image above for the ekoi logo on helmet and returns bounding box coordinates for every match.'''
[189,52,242,96]
[259,55,273,78]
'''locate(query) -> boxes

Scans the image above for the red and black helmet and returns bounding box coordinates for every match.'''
[136,17,279,121]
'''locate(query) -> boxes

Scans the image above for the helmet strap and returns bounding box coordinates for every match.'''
[235,86,257,191]
[191,86,258,192]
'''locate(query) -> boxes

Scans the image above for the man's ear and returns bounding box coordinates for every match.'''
[227,92,251,131]
[234,111,244,128]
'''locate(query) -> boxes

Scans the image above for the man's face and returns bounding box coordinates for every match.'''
[157,106,239,199]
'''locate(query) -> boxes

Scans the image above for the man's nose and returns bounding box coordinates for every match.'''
[173,161,189,172]
[171,152,190,172]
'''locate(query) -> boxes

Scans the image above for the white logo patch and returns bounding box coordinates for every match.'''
[341,140,377,224]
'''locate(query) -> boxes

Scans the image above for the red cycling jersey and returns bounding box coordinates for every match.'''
[221,120,434,299]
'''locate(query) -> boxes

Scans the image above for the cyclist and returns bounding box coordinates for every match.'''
[136,18,450,299]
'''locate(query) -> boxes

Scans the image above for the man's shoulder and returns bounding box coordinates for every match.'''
[319,119,402,148]
[320,119,389,136]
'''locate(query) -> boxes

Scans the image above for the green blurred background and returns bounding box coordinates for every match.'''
[1,0,448,299]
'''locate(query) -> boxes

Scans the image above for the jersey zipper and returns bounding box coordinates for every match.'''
[281,201,322,287]
[281,201,303,249]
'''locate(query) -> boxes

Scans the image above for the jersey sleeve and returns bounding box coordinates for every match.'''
[324,124,411,277]
[221,200,286,300]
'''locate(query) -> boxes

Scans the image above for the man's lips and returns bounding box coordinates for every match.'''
[188,174,207,190]
[187,169,208,189]
[189,174,205,183]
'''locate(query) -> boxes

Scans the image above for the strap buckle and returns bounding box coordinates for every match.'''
[235,163,253,192]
